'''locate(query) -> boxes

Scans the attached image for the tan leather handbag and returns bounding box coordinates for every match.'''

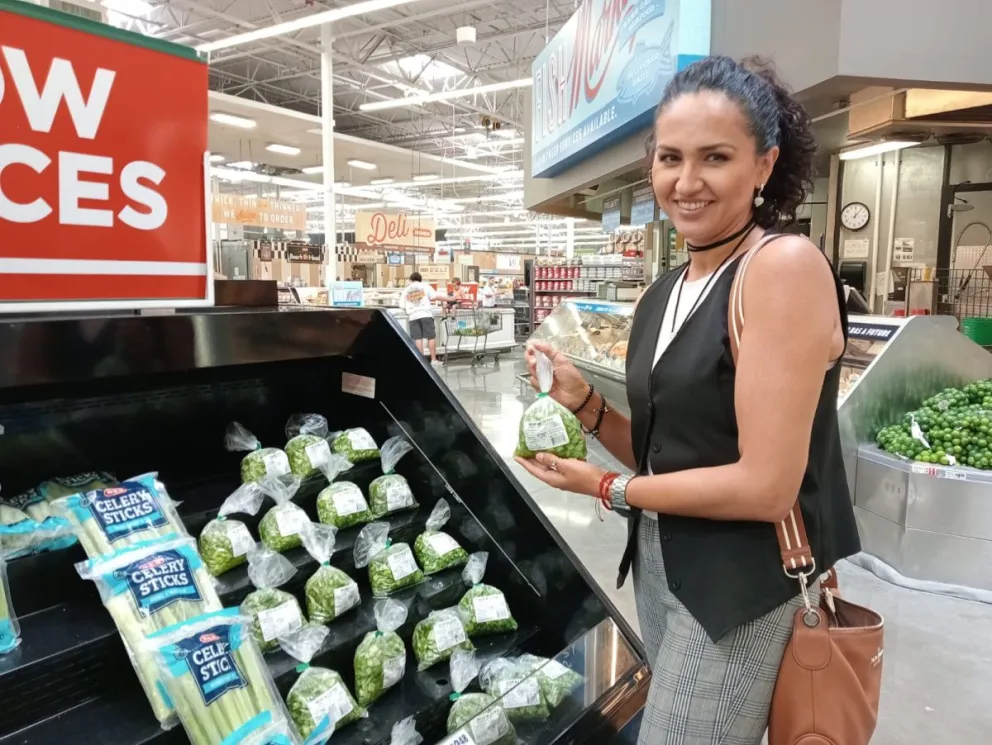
[768,505,884,745]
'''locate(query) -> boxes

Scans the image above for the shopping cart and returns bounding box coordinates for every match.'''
[442,308,504,366]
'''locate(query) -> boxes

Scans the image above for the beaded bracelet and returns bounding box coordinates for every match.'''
[572,384,595,415]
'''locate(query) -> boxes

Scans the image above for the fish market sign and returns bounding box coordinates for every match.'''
[531,0,711,177]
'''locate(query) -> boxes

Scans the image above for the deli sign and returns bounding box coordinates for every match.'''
[531,0,711,177]
[0,1,210,311]
[355,210,435,253]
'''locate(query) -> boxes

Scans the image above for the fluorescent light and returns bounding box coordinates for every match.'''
[413,173,439,181]
[266,143,301,156]
[302,165,323,175]
[839,141,919,160]
[370,178,394,185]
[347,159,377,171]
[337,181,351,188]
[226,160,256,170]
[196,0,431,52]
[102,0,152,15]
[210,113,256,129]
[359,78,533,112]
[209,154,226,163]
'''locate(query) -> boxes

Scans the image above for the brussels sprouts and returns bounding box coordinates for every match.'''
[305,565,360,625]
[331,429,380,463]
[368,474,418,517]
[316,482,372,530]
[240,447,291,484]
[446,694,515,745]
[412,609,473,671]
[241,588,303,652]
[258,503,309,553]
[414,531,469,575]
[198,517,255,576]
[458,584,517,637]
[368,543,423,597]
[286,666,364,738]
[286,435,331,478]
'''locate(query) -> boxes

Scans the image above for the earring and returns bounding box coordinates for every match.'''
[753,185,765,208]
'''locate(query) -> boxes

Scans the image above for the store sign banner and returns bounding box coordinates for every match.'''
[212,195,306,232]
[602,196,622,233]
[0,0,210,311]
[329,281,364,307]
[531,0,711,177]
[285,242,322,264]
[355,210,435,252]
[630,185,657,226]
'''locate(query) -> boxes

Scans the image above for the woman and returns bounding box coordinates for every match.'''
[516,56,861,744]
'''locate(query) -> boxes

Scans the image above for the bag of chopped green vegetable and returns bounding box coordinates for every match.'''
[515,653,584,708]
[149,607,292,745]
[280,624,366,742]
[285,413,329,440]
[390,716,422,745]
[446,649,516,745]
[286,433,334,479]
[227,422,294,484]
[257,475,312,553]
[330,427,381,463]
[457,552,517,637]
[480,658,550,722]
[52,472,187,560]
[0,556,20,656]
[368,436,418,517]
[76,536,224,726]
[354,522,425,597]
[199,482,266,577]
[413,498,468,574]
[301,523,360,624]
[354,598,409,706]
[317,481,372,530]
[514,350,587,461]
[412,607,474,671]
[242,547,305,652]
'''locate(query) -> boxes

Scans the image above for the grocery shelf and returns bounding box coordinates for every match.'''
[534,290,596,295]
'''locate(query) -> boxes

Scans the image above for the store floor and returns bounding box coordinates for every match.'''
[436,352,992,745]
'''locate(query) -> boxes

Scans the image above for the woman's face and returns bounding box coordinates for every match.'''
[650,90,778,245]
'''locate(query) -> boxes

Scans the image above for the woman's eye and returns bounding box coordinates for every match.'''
[657,153,679,164]
[706,153,729,162]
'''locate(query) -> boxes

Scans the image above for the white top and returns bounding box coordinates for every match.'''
[480,285,496,308]
[400,281,438,321]
[644,260,737,519]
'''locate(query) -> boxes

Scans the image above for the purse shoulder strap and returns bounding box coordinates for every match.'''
[729,234,816,578]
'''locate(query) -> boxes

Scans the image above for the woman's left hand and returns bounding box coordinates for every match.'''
[514,453,606,497]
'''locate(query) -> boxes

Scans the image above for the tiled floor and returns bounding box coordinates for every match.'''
[438,353,992,745]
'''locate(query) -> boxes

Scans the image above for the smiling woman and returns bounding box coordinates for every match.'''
[517,56,863,745]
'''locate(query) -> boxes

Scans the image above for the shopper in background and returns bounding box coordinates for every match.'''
[516,56,860,745]
[401,271,454,366]
[479,279,497,308]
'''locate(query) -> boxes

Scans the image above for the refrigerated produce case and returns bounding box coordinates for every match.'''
[0,308,647,745]
[526,304,992,593]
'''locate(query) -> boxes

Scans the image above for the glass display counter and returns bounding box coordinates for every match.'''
[0,308,647,745]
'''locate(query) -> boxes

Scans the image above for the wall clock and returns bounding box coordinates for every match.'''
[841,202,870,231]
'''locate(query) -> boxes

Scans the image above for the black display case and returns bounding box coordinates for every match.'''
[0,307,647,745]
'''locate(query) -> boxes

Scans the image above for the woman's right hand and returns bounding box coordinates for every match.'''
[525,341,590,412]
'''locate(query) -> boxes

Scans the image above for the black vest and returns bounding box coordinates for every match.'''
[620,253,861,642]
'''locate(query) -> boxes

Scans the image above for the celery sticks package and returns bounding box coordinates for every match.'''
[0,557,20,655]
[150,608,292,745]
[76,536,223,726]
[53,472,187,559]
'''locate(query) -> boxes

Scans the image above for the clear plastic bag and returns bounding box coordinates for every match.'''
[52,472,187,559]
[354,599,409,706]
[242,547,304,652]
[38,471,117,502]
[0,500,75,558]
[390,716,422,745]
[514,351,587,461]
[149,608,292,745]
[316,482,372,530]
[412,607,474,671]
[76,536,223,726]
[285,414,329,440]
[515,654,584,709]
[242,719,300,745]
[446,649,515,745]
[302,524,360,624]
[227,422,293,484]
[257,476,310,553]
[354,522,424,597]
[413,499,469,575]
[368,437,417,517]
[458,553,517,636]
[0,557,19,655]
[199,483,265,576]
[28,472,115,552]
[480,658,550,722]
[286,435,333,478]
[330,428,381,463]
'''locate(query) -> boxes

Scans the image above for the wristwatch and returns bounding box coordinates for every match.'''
[610,474,633,514]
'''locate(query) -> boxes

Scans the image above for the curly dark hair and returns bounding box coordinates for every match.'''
[646,55,816,229]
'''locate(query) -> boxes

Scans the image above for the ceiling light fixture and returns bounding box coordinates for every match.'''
[359,78,533,112]
[839,140,920,160]
[370,178,395,185]
[209,112,256,129]
[196,0,431,53]
[208,154,226,163]
[413,173,440,181]
[347,159,377,170]
[301,165,324,175]
[266,143,301,156]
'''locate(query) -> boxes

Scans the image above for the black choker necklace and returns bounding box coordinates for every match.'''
[686,218,756,252]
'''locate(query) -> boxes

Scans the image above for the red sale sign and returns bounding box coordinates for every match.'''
[0,0,210,311]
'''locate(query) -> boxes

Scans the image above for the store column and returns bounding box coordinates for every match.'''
[565,218,575,260]
[321,23,337,281]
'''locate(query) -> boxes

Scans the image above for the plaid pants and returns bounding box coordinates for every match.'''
[633,517,808,745]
